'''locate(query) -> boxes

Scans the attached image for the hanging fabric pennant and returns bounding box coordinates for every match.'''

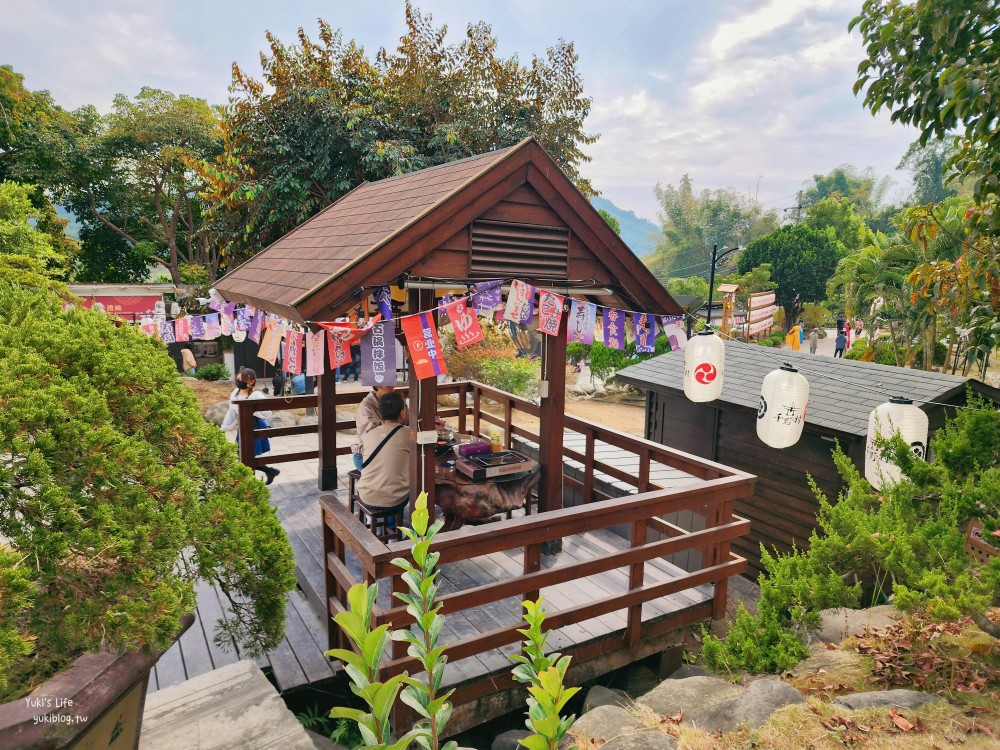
[248,309,265,344]
[567,299,596,344]
[537,290,565,337]
[360,320,396,386]
[220,312,233,336]
[283,330,303,374]
[259,322,283,365]
[503,279,535,324]
[375,285,394,321]
[223,301,237,319]
[444,297,484,349]
[235,306,252,330]
[660,316,688,352]
[190,315,205,340]
[203,313,222,340]
[401,312,448,380]
[316,314,384,347]
[603,308,625,350]
[635,313,655,353]
[471,280,503,312]
[140,317,157,337]
[207,298,223,312]
[306,330,325,377]
[326,331,351,371]
[174,316,191,343]
[436,293,453,315]
[159,320,176,344]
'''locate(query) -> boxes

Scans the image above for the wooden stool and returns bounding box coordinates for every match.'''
[347,469,361,513]
[357,501,404,543]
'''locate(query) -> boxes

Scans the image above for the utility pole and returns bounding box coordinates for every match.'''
[706,243,741,327]
[783,191,805,224]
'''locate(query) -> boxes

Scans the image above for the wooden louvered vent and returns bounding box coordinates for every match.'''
[470,220,569,279]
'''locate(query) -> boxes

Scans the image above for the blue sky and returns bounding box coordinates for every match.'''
[2,0,918,222]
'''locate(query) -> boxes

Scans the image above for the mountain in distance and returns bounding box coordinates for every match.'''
[591,196,659,257]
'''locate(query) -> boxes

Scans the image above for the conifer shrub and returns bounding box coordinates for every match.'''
[0,283,296,701]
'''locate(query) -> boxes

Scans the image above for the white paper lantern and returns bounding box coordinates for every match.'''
[864,396,929,490]
[683,331,725,402]
[757,364,810,448]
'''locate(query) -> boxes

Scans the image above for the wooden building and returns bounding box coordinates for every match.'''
[212,138,756,732]
[617,343,1000,575]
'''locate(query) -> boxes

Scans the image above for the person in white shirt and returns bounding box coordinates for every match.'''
[221,367,280,485]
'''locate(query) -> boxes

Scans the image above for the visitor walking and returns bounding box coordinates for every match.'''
[808,327,819,354]
[221,367,280,484]
[834,332,847,358]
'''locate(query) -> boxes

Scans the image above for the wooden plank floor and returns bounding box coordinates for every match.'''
[151,422,717,696]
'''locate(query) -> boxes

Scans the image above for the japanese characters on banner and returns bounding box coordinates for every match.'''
[401,312,447,380]
[190,315,205,340]
[258,322,282,365]
[635,313,655,353]
[249,309,265,343]
[327,332,351,371]
[174,316,190,342]
[537,290,564,336]
[306,331,325,377]
[283,330,303,374]
[602,308,625,350]
[503,280,535,324]
[361,321,397,386]
[159,320,176,344]
[567,299,596,344]
[204,314,221,340]
[375,285,394,321]
[471,280,503,312]
[659,316,687,352]
[444,297,484,348]
[220,312,233,336]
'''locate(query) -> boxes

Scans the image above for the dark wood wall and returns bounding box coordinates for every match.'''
[647,390,864,576]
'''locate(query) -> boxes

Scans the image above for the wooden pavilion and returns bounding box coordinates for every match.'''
[213,138,755,732]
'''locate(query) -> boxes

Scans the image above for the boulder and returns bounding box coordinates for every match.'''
[686,678,805,733]
[812,605,900,644]
[666,664,710,680]
[637,676,743,719]
[270,411,297,428]
[205,400,231,426]
[582,685,631,713]
[832,689,943,712]
[297,414,318,427]
[601,730,678,750]
[786,648,867,687]
[491,729,531,750]
[563,705,641,746]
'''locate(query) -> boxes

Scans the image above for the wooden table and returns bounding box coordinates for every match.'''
[434,449,540,530]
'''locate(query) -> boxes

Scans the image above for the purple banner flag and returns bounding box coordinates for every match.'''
[375,285,393,321]
[635,313,655,353]
[659,316,687,351]
[471,280,502,312]
[203,313,221,340]
[567,300,596,344]
[159,320,176,344]
[223,301,237,318]
[603,308,625,350]
[190,315,205,340]
[235,306,252,330]
[248,309,265,344]
[360,321,396,387]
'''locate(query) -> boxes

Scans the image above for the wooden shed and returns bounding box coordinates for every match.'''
[617,344,1000,575]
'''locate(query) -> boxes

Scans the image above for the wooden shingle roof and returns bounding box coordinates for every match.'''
[215,138,683,323]
[616,342,997,436]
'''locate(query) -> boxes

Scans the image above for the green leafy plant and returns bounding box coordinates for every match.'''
[328,492,455,750]
[477,356,540,397]
[0,283,296,702]
[194,362,232,381]
[701,604,809,675]
[511,598,579,750]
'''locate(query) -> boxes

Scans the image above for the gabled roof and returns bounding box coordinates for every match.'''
[616,342,999,436]
[215,138,683,323]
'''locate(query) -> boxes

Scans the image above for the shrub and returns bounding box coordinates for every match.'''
[194,362,232,381]
[701,605,809,675]
[0,283,296,701]
[440,322,519,382]
[843,337,896,364]
[477,356,540,397]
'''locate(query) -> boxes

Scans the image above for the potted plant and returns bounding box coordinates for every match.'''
[0,283,296,748]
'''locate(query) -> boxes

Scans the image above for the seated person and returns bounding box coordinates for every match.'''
[352,384,395,473]
[356,392,411,519]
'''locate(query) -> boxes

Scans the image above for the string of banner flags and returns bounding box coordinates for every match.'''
[138,279,687,385]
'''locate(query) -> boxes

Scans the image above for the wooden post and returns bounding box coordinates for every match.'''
[317,367,339,491]
[237,400,256,469]
[627,518,647,653]
[538,313,567,554]
[408,289,438,518]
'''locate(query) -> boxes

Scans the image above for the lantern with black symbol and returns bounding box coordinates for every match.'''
[683,330,725,402]
[757,363,809,448]
[864,396,929,490]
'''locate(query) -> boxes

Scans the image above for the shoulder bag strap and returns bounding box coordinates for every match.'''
[361,424,405,468]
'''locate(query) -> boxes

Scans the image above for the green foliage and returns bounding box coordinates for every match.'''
[0,547,36,696]
[440,323,519,383]
[799,303,829,330]
[843,337,896,365]
[805,196,867,254]
[701,605,809,676]
[597,208,620,236]
[194,363,232,382]
[803,166,892,223]
[477,356,540,397]
[753,332,785,348]
[897,138,961,205]
[510,599,578,750]
[202,5,597,262]
[0,181,73,290]
[0,283,296,700]
[665,275,709,299]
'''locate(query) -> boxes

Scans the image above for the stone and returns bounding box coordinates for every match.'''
[270,411,297,428]
[637,676,743,719]
[583,685,631,712]
[492,729,531,750]
[686,678,806,733]
[813,605,900,644]
[666,664,711,680]
[298,414,318,427]
[205,400,230,426]
[832,689,944,712]
[304,729,346,750]
[564,705,641,745]
[602,730,678,750]
[786,648,867,686]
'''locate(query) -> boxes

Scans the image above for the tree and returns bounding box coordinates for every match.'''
[200,4,597,262]
[665,275,708,300]
[0,181,75,293]
[737,225,843,329]
[802,165,891,224]
[897,138,960,205]
[597,208,620,235]
[644,175,778,281]
[804,196,866,255]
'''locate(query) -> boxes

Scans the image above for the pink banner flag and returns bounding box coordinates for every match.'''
[203,313,221,340]
[220,312,233,336]
[306,331,325,377]
[503,279,535,324]
[283,330,303,374]
[174,316,190,342]
[537,290,564,336]
[444,297,484,349]
[259,322,283,365]
[567,300,596,344]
